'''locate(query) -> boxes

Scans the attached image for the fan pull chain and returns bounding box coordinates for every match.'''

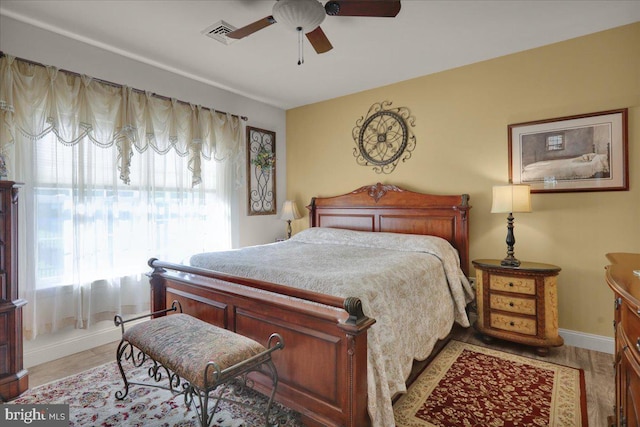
[297,26,304,65]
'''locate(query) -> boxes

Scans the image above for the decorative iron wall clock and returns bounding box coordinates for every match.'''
[247,126,276,215]
[352,101,416,173]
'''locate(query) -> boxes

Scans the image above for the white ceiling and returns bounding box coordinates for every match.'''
[1,0,639,110]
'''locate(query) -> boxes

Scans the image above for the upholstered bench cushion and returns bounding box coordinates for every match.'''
[123,313,267,389]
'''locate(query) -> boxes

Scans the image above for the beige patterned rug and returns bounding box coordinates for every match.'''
[393,340,588,427]
[8,359,304,426]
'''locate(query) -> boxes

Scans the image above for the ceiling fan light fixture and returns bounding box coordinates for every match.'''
[272,0,326,33]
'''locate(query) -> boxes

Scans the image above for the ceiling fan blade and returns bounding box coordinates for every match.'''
[226,16,276,39]
[324,0,401,17]
[306,26,333,54]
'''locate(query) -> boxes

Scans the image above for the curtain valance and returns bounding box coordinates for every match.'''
[0,54,243,185]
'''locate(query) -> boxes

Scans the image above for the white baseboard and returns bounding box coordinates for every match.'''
[559,328,614,354]
[24,318,147,368]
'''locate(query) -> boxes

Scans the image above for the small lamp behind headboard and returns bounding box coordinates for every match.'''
[280,200,302,239]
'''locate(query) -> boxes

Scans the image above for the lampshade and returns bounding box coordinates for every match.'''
[272,0,326,32]
[491,185,532,214]
[280,200,302,222]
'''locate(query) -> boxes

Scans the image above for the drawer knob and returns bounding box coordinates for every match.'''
[509,302,514,307]
[509,321,515,326]
[509,282,514,287]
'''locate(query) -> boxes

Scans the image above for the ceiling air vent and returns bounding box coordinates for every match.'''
[201,20,238,45]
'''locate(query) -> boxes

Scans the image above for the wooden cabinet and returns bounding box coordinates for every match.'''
[0,181,27,401]
[606,253,640,427]
[472,259,563,356]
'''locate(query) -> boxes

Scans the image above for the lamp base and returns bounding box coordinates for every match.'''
[286,220,292,239]
[501,212,520,267]
[500,256,521,267]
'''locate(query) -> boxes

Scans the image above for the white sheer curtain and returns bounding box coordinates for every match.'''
[0,55,243,340]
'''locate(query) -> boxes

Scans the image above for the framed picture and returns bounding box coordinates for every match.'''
[509,109,628,193]
[246,126,276,215]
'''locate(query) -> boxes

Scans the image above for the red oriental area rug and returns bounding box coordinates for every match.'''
[394,340,587,427]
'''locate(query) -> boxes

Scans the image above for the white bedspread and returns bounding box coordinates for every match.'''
[521,152,609,182]
[189,228,474,427]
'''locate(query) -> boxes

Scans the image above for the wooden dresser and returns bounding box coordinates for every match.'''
[0,181,27,401]
[473,259,564,356]
[606,252,640,427]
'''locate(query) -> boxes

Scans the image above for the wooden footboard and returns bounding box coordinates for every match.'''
[148,259,376,427]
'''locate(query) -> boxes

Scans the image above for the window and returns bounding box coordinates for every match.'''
[546,134,564,151]
[32,135,229,290]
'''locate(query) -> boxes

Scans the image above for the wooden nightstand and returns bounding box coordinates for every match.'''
[472,259,564,356]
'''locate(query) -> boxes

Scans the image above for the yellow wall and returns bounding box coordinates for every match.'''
[286,23,640,337]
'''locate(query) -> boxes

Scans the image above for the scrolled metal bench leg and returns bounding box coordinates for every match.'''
[200,387,210,427]
[265,333,285,426]
[183,383,225,427]
[115,339,132,400]
[207,382,231,425]
[263,359,280,427]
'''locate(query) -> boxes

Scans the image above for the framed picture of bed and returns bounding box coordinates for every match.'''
[508,108,628,193]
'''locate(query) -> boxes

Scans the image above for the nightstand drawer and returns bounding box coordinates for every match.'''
[489,275,535,295]
[490,294,536,315]
[490,313,537,336]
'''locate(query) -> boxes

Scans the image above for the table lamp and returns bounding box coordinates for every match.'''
[491,184,532,267]
[280,200,302,239]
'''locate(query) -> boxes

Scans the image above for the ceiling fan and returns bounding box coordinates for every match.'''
[227,0,401,63]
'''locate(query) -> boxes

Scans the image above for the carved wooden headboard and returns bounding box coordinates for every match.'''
[308,183,471,276]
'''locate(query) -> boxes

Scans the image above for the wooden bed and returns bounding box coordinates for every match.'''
[147,183,471,427]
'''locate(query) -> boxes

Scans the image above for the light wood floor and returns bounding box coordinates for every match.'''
[27,325,614,427]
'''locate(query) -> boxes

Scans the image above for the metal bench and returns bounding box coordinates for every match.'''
[114,301,284,427]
